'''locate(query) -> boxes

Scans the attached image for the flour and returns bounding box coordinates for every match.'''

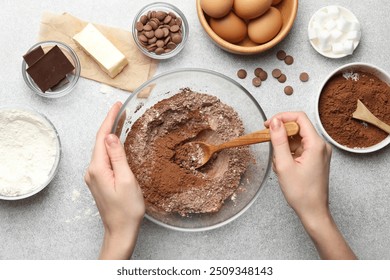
[0,108,59,197]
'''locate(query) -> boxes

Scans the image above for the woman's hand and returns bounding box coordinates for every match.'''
[265,112,356,259]
[85,102,145,260]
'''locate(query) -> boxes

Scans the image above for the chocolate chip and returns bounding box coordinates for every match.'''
[171,34,182,44]
[155,47,165,55]
[148,37,157,44]
[284,86,294,95]
[156,40,165,48]
[144,30,155,39]
[136,22,144,32]
[300,72,309,82]
[138,34,148,43]
[284,55,294,65]
[156,11,167,21]
[259,70,268,81]
[155,28,164,39]
[278,74,287,83]
[169,12,177,19]
[164,15,172,24]
[170,25,180,33]
[254,68,263,77]
[143,24,152,31]
[252,77,262,87]
[276,50,286,60]
[140,15,148,24]
[237,69,247,79]
[272,69,282,78]
[175,18,182,27]
[167,42,177,50]
[149,21,159,30]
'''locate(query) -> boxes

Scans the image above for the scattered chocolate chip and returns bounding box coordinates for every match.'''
[272,69,282,78]
[284,86,294,95]
[252,77,262,87]
[254,67,263,77]
[278,74,287,83]
[284,55,294,65]
[276,50,287,60]
[259,70,268,81]
[300,72,309,82]
[237,69,247,79]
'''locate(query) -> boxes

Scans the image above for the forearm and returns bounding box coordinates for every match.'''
[99,229,139,260]
[301,212,357,260]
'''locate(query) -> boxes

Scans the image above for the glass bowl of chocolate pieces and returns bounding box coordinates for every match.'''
[132,2,189,59]
[316,62,390,153]
[22,41,81,98]
[112,68,272,231]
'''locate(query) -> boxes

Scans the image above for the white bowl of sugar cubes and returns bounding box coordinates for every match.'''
[308,5,361,58]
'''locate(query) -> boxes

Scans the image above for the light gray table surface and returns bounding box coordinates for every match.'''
[1,0,389,260]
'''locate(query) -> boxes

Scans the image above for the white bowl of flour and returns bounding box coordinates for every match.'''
[0,107,61,200]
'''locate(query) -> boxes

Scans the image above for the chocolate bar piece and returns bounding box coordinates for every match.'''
[23,46,69,91]
[26,45,75,92]
[23,46,44,67]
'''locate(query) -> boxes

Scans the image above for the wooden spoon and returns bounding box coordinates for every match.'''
[189,121,299,169]
[352,99,390,134]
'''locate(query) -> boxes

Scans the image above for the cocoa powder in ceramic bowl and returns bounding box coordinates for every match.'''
[316,63,390,153]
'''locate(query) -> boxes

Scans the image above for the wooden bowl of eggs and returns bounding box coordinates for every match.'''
[196,0,298,55]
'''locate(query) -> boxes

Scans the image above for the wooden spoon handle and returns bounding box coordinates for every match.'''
[216,122,299,151]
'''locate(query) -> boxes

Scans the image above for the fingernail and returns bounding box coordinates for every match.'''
[270,118,281,130]
[105,134,118,146]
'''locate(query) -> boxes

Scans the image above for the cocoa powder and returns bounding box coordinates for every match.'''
[124,89,251,216]
[319,71,390,148]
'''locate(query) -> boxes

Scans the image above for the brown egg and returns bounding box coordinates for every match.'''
[248,7,283,44]
[210,11,247,44]
[272,0,283,5]
[200,0,234,19]
[234,0,272,20]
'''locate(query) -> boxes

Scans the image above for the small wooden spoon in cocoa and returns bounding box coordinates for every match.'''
[187,122,299,169]
[352,99,390,134]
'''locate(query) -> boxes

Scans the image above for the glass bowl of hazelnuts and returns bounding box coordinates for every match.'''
[132,2,189,60]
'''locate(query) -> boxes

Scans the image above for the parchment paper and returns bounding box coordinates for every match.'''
[39,12,158,92]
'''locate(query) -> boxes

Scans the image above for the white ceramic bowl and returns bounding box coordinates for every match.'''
[315,62,390,153]
[308,5,361,59]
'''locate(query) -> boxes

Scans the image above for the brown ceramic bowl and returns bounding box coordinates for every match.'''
[196,0,298,55]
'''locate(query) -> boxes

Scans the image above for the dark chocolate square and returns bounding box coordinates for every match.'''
[26,45,75,92]
[23,46,44,67]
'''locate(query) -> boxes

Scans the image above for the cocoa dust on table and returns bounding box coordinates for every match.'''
[319,71,390,148]
[124,89,251,216]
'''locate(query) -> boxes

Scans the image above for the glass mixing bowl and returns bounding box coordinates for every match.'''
[112,68,271,231]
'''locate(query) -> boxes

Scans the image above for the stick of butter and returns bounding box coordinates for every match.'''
[73,23,128,78]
